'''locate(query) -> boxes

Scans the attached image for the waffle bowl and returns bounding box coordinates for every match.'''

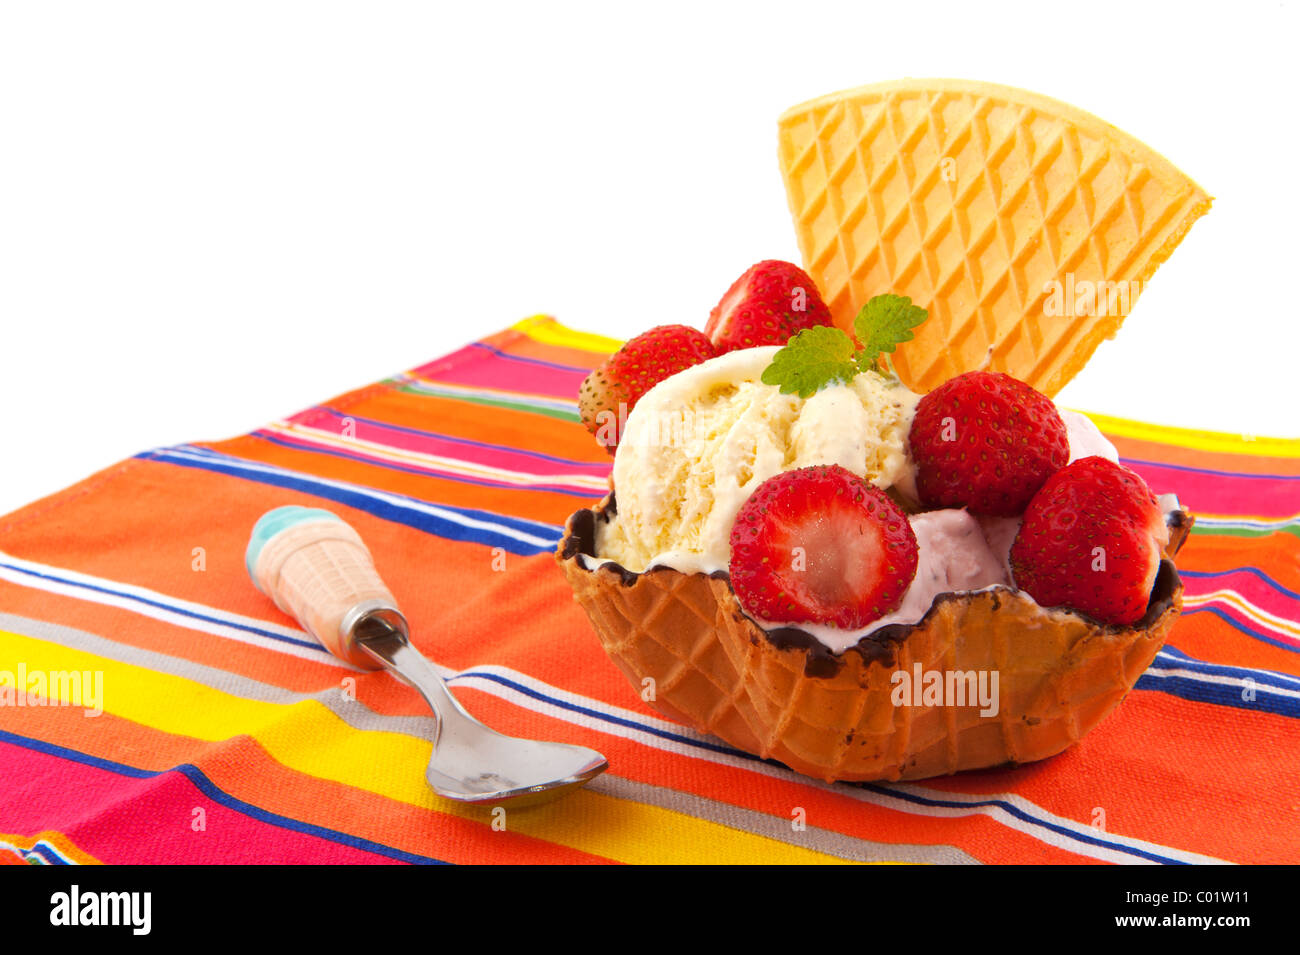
[557,497,1193,782]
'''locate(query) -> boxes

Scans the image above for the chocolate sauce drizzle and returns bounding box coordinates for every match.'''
[559,494,1186,679]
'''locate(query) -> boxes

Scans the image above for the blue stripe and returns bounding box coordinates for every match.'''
[250,431,597,499]
[447,670,768,761]
[854,783,1184,864]
[1155,649,1300,688]
[0,559,325,653]
[27,843,70,865]
[314,407,609,470]
[467,340,592,374]
[139,446,562,556]
[0,728,447,865]
[1156,646,1300,689]
[1136,670,1300,719]
[1182,605,1300,654]
[1120,457,1300,482]
[1180,567,1300,601]
[175,444,562,539]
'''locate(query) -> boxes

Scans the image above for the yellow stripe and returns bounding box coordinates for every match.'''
[1182,591,1300,638]
[0,630,863,865]
[511,315,623,355]
[1077,410,1300,458]
[0,829,102,865]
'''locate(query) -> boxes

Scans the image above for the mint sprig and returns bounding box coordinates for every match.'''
[761,294,928,396]
[853,294,927,375]
[760,325,857,398]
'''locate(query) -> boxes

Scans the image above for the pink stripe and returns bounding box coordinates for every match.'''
[412,344,585,398]
[1182,570,1300,621]
[0,739,403,864]
[1122,460,1300,519]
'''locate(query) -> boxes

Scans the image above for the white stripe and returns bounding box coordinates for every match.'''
[1155,650,1300,688]
[1195,515,1299,530]
[1182,588,1300,640]
[264,421,607,492]
[0,550,1233,865]
[0,839,75,864]
[1144,663,1300,701]
[153,445,562,549]
[0,553,342,668]
[878,784,1227,865]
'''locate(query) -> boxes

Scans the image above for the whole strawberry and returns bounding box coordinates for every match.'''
[729,465,918,630]
[909,370,1069,516]
[705,260,834,353]
[578,324,716,453]
[1010,456,1166,626]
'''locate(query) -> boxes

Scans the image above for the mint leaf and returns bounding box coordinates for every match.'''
[760,326,858,398]
[759,294,928,396]
[853,294,927,373]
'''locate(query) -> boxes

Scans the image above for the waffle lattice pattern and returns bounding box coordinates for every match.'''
[779,80,1210,396]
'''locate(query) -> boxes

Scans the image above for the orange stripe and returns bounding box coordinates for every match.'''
[1176,533,1300,592]
[1106,432,1300,477]
[1166,613,1300,678]
[922,690,1299,864]
[354,388,607,464]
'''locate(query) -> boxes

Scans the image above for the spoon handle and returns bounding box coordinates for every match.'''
[246,506,410,669]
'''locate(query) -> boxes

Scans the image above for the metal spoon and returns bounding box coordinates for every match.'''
[246,506,608,805]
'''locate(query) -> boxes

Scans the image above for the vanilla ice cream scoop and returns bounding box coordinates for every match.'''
[597,347,920,575]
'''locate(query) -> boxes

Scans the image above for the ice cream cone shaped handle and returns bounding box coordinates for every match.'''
[246,506,408,669]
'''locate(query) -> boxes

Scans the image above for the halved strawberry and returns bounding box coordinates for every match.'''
[909,370,1070,516]
[705,260,834,353]
[578,324,716,453]
[728,465,919,630]
[1009,456,1166,626]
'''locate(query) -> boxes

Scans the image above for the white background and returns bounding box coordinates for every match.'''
[2,1,1297,517]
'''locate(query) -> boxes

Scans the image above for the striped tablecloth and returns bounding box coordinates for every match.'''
[1,316,1297,865]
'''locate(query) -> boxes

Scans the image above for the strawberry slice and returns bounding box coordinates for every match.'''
[728,465,919,629]
[578,324,716,453]
[705,260,834,353]
[909,370,1070,516]
[1010,456,1167,626]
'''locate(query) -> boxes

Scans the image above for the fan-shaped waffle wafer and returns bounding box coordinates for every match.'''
[778,79,1211,396]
